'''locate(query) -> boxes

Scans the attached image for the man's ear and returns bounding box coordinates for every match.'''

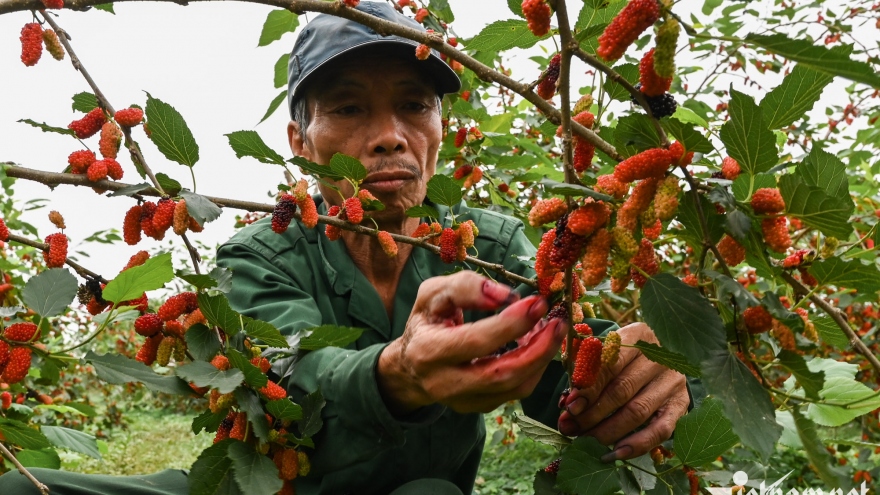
[288,121,310,160]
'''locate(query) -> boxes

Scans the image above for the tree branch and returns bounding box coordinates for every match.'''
[7,233,108,283]
[0,442,50,495]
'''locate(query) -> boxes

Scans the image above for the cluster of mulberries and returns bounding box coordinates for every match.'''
[528,197,567,227]
[596,0,660,61]
[743,305,773,334]
[617,177,661,232]
[68,108,107,140]
[751,188,785,215]
[761,216,792,252]
[630,238,658,288]
[132,292,199,366]
[43,233,68,268]
[771,320,796,351]
[613,148,674,183]
[42,29,65,60]
[571,336,603,388]
[20,23,43,67]
[716,235,745,267]
[536,54,561,100]
[522,0,552,37]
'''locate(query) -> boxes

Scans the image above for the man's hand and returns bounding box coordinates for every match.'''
[557,323,690,462]
[377,271,566,416]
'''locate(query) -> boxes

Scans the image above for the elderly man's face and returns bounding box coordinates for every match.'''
[288,53,443,222]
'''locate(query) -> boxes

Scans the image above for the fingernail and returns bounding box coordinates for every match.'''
[557,388,571,409]
[527,297,548,319]
[601,445,632,463]
[482,280,515,303]
[558,419,577,436]
[566,397,588,416]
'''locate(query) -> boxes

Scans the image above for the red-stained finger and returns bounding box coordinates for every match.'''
[599,387,690,463]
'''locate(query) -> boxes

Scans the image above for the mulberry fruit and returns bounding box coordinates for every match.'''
[682,273,698,287]
[544,458,561,474]
[653,175,680,221]
[211,355,230,371]
[182,309,206,331]
[596,0,660,61]
[0,341,8,375]
[782,249,809,268]
[528,197,567,227]
[652,18,679,78]
[105,158,124,180]
[44,233,68,268]
[630,238,659,288]
[68,150,96,175]
[642,218,662,240]
[1,391,11,409]
[717,235,745,267]
[666,141,693,167]
[343,197,364,224]
[297,195,319,229]
[42,29,65,60]
[639,49,672,97]
[534,229,559,281]
[343,0,359,6]
[642,92,678,119]
[571,336,602,388]
[4,322,39,343]
[572,94,594,115]
[214,414,234,443]
[771,320,796,351]
[761,216,791,252]
[721,157,740,180]
[99,122,123,159]
[115,108,144,127]
[617,177,661,231]
[536,54,561,100]
[122,250,150,271]
[271,194,297,234]
[325,205,342,241]
[522,0,552,37]
[141,203,159,240]
[377,231,398,257]
[156,336,175,366]
[612,225,639,259]
[415,43,431,60]
[172,200,189,235]
[572,111,596,173]
[158,292,198,321]
[574,323,593,337]
[411,222,432,238]
[134,313,163,337]
[87,160,108,182]
[414,8,429,23]
[463,166,482,189]
[229,412,248,440]
[152,199,176,234]
[743,306,773,334]
[20,23,43,67]
[259,380,287,401]
[68,108,107,140]
[796,308,818,342]
[595,174,628,200]
[601,331,621,366]
[751,188,785,215]
[567,201,608,236]
[454,128,467,148]
[453,164,473,180]
[550,215,588,270]
[251,356,271,373]
[277,449,299,481]
[41,0,64,8]
[458,220,476,248]
[614,148,673,183]
[2,347,31,384]
[48,210,66,229]
[439,227,457,263]
[580,229,611,287]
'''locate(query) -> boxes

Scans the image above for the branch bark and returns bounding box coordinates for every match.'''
[7,232,108,283]
[0,442,50,495]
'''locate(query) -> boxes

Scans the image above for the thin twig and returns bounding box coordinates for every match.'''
[0,442,50,495]
[7,233,107,283]
[180,233,202,275]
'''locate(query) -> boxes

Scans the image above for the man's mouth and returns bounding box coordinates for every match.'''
[362,170,417,193]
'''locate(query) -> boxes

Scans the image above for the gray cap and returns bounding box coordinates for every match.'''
[287,1,461,118]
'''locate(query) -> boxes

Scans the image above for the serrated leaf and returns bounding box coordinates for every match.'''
[613,113,662,155]
[93,3,114,13]
[192,409,227,435]
[778,174,852,238]
[21,268,77,318]
[273,54,287,89]
[629,340,701,377]
[103,252,173,303]
[674,397,739,467]
[16,449,61,469]
[513,414,572,449]
[809,257,880,294]
[109,182,154,197]
[328,153,367,182]
[42,425,101,459]
[189,440,234,495]
[176,362,244,394]
[557,436,620,495]
[812,316,850,348]
[71,92,99,113]
[18,119,76,137]
[760,65,834,129]
[744,34,880,88]
[641,274,727,365]
[777,350,825,401]
[807,376,880,426]
[186,324,222,362]
[258,9,299,47]
[198,293,246,335]
[245,319,289,348]
[180,190,222,226]
[602,64,639,102]
[289,156,344,180]
[661,117,714,153]
[0,419,51,449]
[466,19,549,52]
[86,351,192,396]
[298,325,364,351]
[405,205,440,219]
[225,130,285,166]
[791,408,846,488]
[700,351,782,461]
[676,193,725,251]
[540,179,614,202]
[720,90,778,176]
[155,172,182,196]
[575,0,626,53]
[507,0,523,17]
[426,174,463,207]
[627,454,657,492]
[298,390,325,438]
[145,92,200,167]
[234,388,270,442]
[799,147,851,207]
[226,348,268,389]
[259,91,288,124]
[704,270,759,309]
[671,106,708,128]
[228,441,282,495]
[266,399,303,421]
[177,271,219,290]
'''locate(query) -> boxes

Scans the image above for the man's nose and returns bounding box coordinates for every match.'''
[369,111,407,155]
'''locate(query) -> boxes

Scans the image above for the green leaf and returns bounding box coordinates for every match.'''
[244,319,289,348]
[602,64,639,102]
[760,65,834,129]
[225,130,285,166]
[674,397,739,467]
[0,419,51,449]
[189,440,234,495]
[629,340,701,377]
[744,34,880,89]
[575,0,626,53]
[273,54,288,89]
[228,441,283,495]
[102,252,173,304]
[613,113,662,155]
[700,351,782,461]
[777,351,825,401]
[176,362,244,394]
[328,153,367,182]
[641,274,727,364]
[109,182,154,197]
[719,90,778,176]
[192,409,227,435]
[186,324,222,362]
[676,192,725,251]
[266,399,303,421]
[177,270,223,291]
[35,404,89,416]
[198,293,246,336]
[405,205,440,219]
[42,425,101,459]
[778,174,852,239]
[71,92,99,113]
[298,390,325,438]
[289,156,345,180]
[808,257,880,294]
[791,408,846,489]
[233,389,270,442]
[661,117,713,153]
[180,190,223,226]
[513,414,572,449]
[705,270,760,310]
[807,376,880,426]
[259,91,288,124]
[145,92,200,167]
[506,0,523,17]
[21,268,77,318]
[812,316,850,349]
[258,9,299,47]
[226,348,268,389]
[155,172,182,196]
[16,449,61,469]
[18,118,76,137]
[298,325,364,351]
[86,351,193,396]
[798,147,852,208]
[93,3,114,13]
[762,293,804,334]
[426,174,463,207]
[671,106,708,128]
[540,179,614,202]
[557,436,620,495]
[466,19,549,52]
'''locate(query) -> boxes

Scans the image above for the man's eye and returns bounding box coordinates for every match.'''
[335,105,360,115]
[403,101,429,111]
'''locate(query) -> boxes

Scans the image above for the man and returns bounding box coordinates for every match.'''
[0,2,690,494]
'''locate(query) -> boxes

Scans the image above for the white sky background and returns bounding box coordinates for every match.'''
[0,0,871,277]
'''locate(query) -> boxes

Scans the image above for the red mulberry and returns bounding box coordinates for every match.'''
[343,197,364,224]
[458,220,476,248]
[173,200,189,235]
[544,458,561,474]
[528,197,567,227]
[2,347,32,384]
[537,54,561,100]
[762,216,792,252]
[596,0,660,61]
[667,141,693,167]
[453,165,473,180]
[614,148,673,183]
[68,108,107,140]
[44,233,68,268]
[522,0,552,37]
[272,194,297,234]
[105,158,124,180]
[259,380,287,401]
[0,341,9,375]
[152,199,176,235]
[139,202,160,240]
[639,49,672,97]
[414,8,429,23]
[454,128,467,148]
[41,0,63,8]
[642,218,662,240]
[1,391,10,409]
[4,322,39,343]
[743,306,773,334]
[682,273,698,287]
[343,0,359,6]
[99,122,123,159]
[134,313,163,337]
[297,195,319,229]
[571,336,602,388]
[68,150,96,175]
[277,449,299,481]
[325,205,342,241]
[717,235,745,267]
[535,229,558,281]
[771,320,796,351]
[567,201,608,236]
[20,23,43,67]
[617,177,661,231]
[377,231,398,257]
[549,214,588,270]
[115,108,144,127]
[721,157,740,180]
[0,219,8,243]
[630,238,658,288]
[229,412,248,440]
[580,228,612,287]
[463,166,482,189]
[87,160,108,182]
[414,44,431,61]
[751,188,785,215]
[595,174,628,200]
[572,111,596,173]
[439,227,457,263]
[411,222,432,238]
[158,292,198,322]
[42,29,65,60]
[122,250,150,272]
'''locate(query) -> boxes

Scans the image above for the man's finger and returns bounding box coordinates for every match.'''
[414,271,519,318]
[599,388,691,463]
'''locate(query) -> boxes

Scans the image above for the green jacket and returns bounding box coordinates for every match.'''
[216,198,619,495]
